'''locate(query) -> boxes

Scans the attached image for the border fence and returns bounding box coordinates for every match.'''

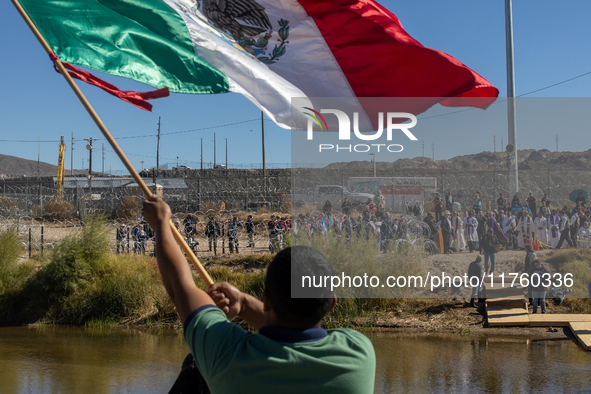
[0,167,588,254]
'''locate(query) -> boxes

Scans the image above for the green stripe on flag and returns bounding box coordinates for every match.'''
[18,0,229,94]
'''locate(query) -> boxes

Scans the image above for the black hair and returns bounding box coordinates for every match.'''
[265,246,335,328]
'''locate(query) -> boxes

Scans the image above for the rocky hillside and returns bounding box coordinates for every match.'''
[3,149,590,178]
[325,149,591,172]
[0,154,86,178]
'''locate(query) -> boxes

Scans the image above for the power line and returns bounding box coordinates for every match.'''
[3,69,591,144]
[0,118,264,143]
[518,70,591,97]
[0,139,58,143]
[418,69,591,120]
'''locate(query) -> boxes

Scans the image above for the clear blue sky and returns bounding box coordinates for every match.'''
[1,1,591,173]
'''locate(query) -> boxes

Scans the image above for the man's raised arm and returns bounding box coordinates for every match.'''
[142,196,214,325]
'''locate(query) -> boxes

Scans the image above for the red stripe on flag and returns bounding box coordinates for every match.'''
[50,53,169,112]
[298,0,498,116]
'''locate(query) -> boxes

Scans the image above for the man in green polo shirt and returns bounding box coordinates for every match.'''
[142,196,376,394]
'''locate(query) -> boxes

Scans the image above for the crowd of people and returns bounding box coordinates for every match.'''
[115,215,155,254]
[292,195,434,253]
[114,190,589,260]
[431,190,590,255]
[440,190,588,312]
[181,214,293,254]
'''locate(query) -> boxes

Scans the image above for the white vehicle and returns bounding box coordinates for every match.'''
[348,177,437,211]
[291,185,374,210]
[172,165,191,170]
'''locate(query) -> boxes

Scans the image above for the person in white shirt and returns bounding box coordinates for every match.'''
[578,221,591,248]
[517,209,534,249]
[450,211,464,252]
[464,211,479,253]
[534,211,548,246]
[376,190,386,211]
[502,211,517,250]
[556,210,574,249]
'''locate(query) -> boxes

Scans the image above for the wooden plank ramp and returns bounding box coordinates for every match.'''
[529,314,591,327]
[485,286,525,298]
[486,297,527,309]
[569,322,591,351]
[487,307,530,326]
[486,296,591,351]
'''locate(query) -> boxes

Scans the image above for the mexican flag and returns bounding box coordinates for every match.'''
[17,0,498,128]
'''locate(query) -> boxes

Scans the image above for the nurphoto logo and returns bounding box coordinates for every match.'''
[304,109,418,153]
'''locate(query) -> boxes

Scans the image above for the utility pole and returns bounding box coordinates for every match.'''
[102,143,105,174]
[556,135,558,152]
[214,132,217,167]
[37,132,40,179]
[155,117,161,184]
[200,138,203,170]
[37,133,41,207]
[432,143,435,161]
[140,161,144,171]
[494,135,496,153]
[505,0,519,196]
[224,137,228,168]
[83,137,98,194]
[422,141,425,162]
[71,132,74,176]
[262,111,266,199]
[501,137,504,150]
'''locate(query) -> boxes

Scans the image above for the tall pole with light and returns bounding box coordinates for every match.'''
[224,137,228,168]
[505,0,518,197]
[261,111,266,199]
[368,153,376,177]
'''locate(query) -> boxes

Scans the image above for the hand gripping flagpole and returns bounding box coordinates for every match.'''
[11,0,214,287]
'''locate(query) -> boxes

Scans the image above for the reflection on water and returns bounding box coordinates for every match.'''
[369,331,591,394]
[0,326,188,394]
[0,327,589,393]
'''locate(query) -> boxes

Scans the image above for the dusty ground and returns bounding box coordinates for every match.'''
[425,248,555,279]
[355,299,572,339]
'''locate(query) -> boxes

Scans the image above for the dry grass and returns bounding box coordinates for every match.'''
[0,195,17,215]
[34,200,76,221]
[293,204,319,216]
[544,248,591,297]
[201,201,226,212]
[117,196,142,219]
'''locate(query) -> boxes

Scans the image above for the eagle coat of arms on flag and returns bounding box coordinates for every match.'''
[175,0,290,64]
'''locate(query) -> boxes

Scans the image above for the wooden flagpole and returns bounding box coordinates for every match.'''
[11,0,214,287]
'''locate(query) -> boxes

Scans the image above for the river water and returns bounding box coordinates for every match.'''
[0,326,589,393]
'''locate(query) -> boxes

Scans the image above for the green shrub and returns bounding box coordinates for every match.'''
[33,216,110,303]
[0,226,22,293]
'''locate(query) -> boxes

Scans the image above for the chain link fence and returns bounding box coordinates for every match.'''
[0,167,588,255]
[292,167,590,213]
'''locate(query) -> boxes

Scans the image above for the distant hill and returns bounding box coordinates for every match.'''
[3,149,590,178]
[324,148,591,172]
[0,154,86,178]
